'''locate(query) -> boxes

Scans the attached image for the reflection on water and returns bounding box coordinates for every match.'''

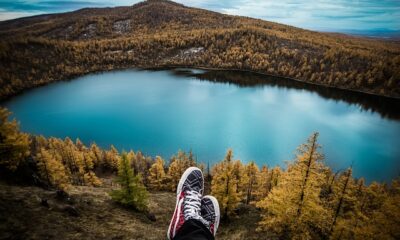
[169,68,400,120]
[2,68,399,183]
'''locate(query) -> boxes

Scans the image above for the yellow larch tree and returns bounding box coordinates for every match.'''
[211,149,240,219]
[148,156,167,190]
[244,161,259,204]
[36,148,70,190]
[256,132,329,239]
[82,151,101,186]
[0,107,30,171]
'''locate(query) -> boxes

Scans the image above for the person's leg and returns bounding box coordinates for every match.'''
[167,167,220,240]
[173,196,220,240]
[173,219,214,240]
[201,195,220,237]
[167,167,208,240]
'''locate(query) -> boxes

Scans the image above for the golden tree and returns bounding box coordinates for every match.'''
[254,165,269,201]
[0,107,30,171]
[328,168,358,238]
[244,161,259,204]
[36,148,70,190]
[257,132,329,239]
[211,149,240,219]
[232,159,248,202]
[148,156,167,190]
[82,151,101,186]
[103,145,120,171]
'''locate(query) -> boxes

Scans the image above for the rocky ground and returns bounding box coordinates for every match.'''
[0,181,265,240]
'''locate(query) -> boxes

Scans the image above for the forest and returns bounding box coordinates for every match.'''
[0,0,399,100]
[1,106,399,240]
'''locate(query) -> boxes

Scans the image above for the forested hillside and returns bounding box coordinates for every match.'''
[1,107,399,239]
[0,0,399,100]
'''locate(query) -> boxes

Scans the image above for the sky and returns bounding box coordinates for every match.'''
[0,0,399,37]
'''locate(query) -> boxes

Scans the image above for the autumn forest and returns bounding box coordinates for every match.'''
[1,107,399,239]
[0,0,399,100]
[0,0,399,240]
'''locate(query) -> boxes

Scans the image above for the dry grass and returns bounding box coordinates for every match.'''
[0,181,265,240]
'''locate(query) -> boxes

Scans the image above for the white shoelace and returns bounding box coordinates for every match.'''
[183,190,210,227]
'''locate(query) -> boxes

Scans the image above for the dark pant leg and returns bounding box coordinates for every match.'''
[173,219,214,240]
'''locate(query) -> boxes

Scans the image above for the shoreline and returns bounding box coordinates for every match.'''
[1,64,400,103]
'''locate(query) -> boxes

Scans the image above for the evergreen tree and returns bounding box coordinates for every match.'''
[211,149,240,219]
[257,132,328,239]
[0,107,30,171]
[148,156,167,190]
[110,152,148,211]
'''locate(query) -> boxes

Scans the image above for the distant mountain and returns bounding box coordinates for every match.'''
[0,0,399,99]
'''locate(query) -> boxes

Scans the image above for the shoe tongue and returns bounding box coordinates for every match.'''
[183,185,201,194]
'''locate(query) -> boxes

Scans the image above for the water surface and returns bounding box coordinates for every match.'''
[2,69,400,182]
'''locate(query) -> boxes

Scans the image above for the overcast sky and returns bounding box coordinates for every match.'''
[0,0,399,36]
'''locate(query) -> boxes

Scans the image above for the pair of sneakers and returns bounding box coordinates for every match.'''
[167,167,220,240]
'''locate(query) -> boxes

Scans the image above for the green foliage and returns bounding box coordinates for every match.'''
[110,152,148,211]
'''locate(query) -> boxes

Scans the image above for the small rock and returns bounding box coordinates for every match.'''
[64,205,80,217]
[56,190,69,200]
[41,198,49,208]
[146,212,156,222]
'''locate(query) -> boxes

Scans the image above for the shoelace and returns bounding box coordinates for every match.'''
[183,190,210,227]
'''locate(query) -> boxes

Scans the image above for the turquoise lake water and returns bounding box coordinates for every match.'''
[2,69,400,182]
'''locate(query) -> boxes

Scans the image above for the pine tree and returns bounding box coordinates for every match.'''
[148,156,167,190]
[0,107,30,171]
[256,132,328,239]
[211,149,240,219]
[110,152,148,211]
[36,148,70,190]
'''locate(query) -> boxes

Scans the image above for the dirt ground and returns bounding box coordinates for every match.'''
[0,181,266,240]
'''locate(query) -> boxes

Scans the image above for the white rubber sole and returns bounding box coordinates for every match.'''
[203,195,220,236]
[167,167,204,240]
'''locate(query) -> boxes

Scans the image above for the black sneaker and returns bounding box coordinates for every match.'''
[167,167,206,240]
[201,195,220,236]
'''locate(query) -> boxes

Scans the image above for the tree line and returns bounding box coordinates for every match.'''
[0,107,399,239]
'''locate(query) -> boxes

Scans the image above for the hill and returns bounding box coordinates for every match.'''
[0,0,399,99]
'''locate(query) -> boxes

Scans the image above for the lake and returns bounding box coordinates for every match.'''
[2,68,400,182]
